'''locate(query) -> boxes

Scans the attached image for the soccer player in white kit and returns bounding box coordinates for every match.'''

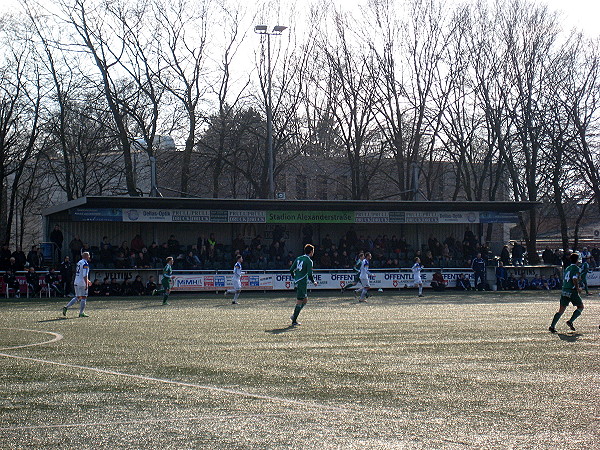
[224,255,244,304]
[412,256,424,297]
[62,251,92,317]
[358,252,372,302]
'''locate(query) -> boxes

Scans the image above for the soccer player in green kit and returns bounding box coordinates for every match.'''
[549,253,584,333]
[152,256,174,305]
[290,244,318,326]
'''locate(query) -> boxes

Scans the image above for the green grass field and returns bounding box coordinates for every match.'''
[1,290,599,449]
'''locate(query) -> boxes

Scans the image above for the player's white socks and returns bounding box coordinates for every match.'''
[233,292,240,302]
[226,289,236,294]
[418,285,423,295]
[360,288,367,300]
[66,297,77,308]
[79,299,86,314]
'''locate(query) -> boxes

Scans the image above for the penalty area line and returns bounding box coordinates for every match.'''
[0,351,345,413]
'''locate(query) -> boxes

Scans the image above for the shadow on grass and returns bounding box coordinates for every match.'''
[135,303,172,310]
[265,325,298,335]
[557,332,583,342]
[36,317,70,323]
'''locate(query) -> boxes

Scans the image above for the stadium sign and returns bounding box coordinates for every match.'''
[171,274,274,291]
[70,208,520,224]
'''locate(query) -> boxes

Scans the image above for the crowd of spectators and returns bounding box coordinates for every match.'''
[0,226,599,299]
[2,227,600,274]
[88,275,156,297]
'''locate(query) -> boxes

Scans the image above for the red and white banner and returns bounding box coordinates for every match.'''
[171,273,274,291]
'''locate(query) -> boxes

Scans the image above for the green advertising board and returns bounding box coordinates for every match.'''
[267,210,355,223]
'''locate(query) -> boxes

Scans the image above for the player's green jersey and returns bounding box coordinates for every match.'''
[290,254,314,284]
[162,264,173,282]
[352,259,362,274]
[562,263,580,292]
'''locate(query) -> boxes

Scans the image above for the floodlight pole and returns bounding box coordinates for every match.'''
[255,25,287,199]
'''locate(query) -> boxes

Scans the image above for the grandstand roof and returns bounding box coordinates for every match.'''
[43,196,538,216]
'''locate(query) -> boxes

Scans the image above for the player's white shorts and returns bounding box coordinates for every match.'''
[74,284,88,298]
[360,276,370,288]
[232,278,241,291]
[413,275,422,285]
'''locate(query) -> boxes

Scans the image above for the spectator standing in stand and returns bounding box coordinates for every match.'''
[69,235,83,262]
[0,244,11,270]
[542,247,554,265]
[500,245,511,266]
[11,247,26,271]
[27,246,41,270]
[130,234,145,254]
[50,225,64,261]
[512,242,525,266]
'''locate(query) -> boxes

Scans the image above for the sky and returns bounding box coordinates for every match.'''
[520,0,599,37]
[0,0,597,38]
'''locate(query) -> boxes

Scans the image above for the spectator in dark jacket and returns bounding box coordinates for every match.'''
[146,276,157,295]
[4,269,20,297]
[0,244,11,270]
[471,253,486,290]
[27,246,42,270]
[131,276,145,296]
[69,236,83,262]
[542,247,554,265]
[495,261,507,290]
[45,268,63,296]
[50,225,64,260]
[26,267,41,295]
[500,245,511,266]
[512,242,525,266]
[59,256,73,296]
[456,274,472,290]
[11,247,26,271]
[431,271,446,291]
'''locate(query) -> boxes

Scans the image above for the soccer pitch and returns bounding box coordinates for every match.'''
[1,291,599,449]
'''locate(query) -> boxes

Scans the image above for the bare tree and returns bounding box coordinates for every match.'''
[57,0,138,195]
[0,21,45,245]
[316,8,382,200]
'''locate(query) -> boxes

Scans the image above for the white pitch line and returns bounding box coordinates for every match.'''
[0,328,63,351]
[0,328,345,413]
[0,412,308,431]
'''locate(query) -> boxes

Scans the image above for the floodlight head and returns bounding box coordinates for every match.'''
[254,25,268,32]
[272,25,287,33]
